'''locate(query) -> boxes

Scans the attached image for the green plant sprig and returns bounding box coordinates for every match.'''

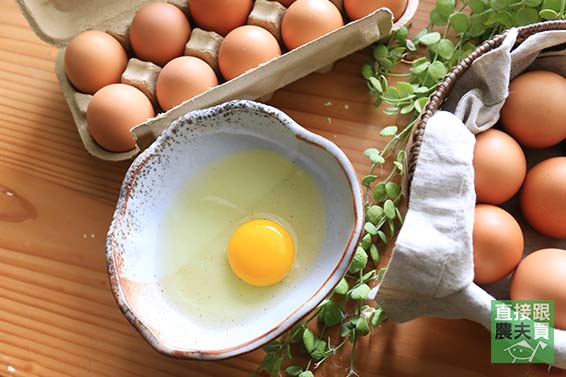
[256,1,565,376]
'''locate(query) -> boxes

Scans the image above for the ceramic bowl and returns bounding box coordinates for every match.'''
[106,100,363,360]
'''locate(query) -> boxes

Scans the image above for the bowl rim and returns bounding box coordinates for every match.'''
[106,100,364,360]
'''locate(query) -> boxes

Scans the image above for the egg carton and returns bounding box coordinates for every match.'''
[17,0,419,161]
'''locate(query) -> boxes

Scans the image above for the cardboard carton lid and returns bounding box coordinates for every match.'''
[16,0,185,47]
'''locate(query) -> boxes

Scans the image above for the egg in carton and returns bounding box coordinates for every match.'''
[16,0,419,161]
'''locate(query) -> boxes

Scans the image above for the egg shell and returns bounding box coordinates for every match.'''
[64,30,127,94]
[500,71,566,148]
[473,129,526,205]
[156,56,218,111]
[344,0,408,21]
[520,157,566,239]
[281,0,344,50]
[189,0,253,36]
[129,2,192,66]
[511,248,566,329]
[472,204,524,285]
[218,25,282,81]
[87,84,155,152]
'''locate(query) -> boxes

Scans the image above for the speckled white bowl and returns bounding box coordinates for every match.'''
[106,100,363,360]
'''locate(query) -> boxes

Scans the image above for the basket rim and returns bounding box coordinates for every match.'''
[406,20,566,190]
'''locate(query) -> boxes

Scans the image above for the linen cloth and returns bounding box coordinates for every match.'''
[372,28,566,368]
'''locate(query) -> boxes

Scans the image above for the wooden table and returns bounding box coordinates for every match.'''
[0,1,564,376]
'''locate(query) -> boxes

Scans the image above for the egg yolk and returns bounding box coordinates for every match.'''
[227,219,295,287]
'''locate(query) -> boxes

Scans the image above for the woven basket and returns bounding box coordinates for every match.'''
[406,20,566,190]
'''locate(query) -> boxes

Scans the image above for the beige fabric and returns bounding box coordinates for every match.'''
[373,28,566,368]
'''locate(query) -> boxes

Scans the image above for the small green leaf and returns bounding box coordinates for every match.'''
[394,161,404,173]
[310,339,327,361]
[523,0,542,6]
[384,199,395,220]
[414,86,429,94]
[427,61,448,80]
[340,323,351,337]
[271,358,282,377]
[370,307,387,326]
[539,8,559,19]
[263,341,281,353]
[493,11,513,27]
[299,372,314,377]
[367,205,384,224]
[490,0,509,11]
[400,103,414,114]
[385,182,401,199]
[410,61,430,74]
[376,267,387,280]
[350,284,371,300]
[361,270,376,283]
[362,174,378,186]
[286,365,303,376]
[436,0,456,15]
[380,125,398,137]
[368,76,383,92]
[437,39,455,59]
[370,244,380,264]
[364,222,378,236]
[418,32,441,46]
[469,14,487,36]
[516,7,539,25]
[405,39,416,51]
[396,82,414,97]
[414,97,429,113]
[378,57,394,71]
[303,328,315,353]
[377,230,387,244]
[395,26,409,42]
[373,44,388,59]
[449,12,469,33]
[349,247,368,273]
[321,302,343,327]
[543,0,561,11]
[390,47,406,60]
[430,7,448,25]
[361,233,372,250]
[290,324,304,343]
[469,0,485,13]
[361,63,374,80]
[383,106,400,115]
[364,148,384,164]
[373,183,387,202]
[355,316,370,336]
[334,277,349,295]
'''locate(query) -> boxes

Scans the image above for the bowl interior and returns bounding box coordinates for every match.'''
[107,101,362,358]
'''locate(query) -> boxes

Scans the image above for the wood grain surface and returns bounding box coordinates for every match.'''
[0,1,564,376]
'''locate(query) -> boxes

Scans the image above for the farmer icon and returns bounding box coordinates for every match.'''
[504,340,547,363]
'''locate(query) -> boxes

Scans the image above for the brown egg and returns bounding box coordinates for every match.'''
[87,84,155,152]
[129,2,191,66]
[156,56,218,111]
[218,26,282,81]
[473,204,524,285]
[520,157,566,238]
[189,0,253,36]
[64,30,127,94]
[344,0,408,21]
[511,249,566,329]
[281,0,344,50]
[473,129,526,204]
[500,71,566,148]
[278,0,296,5]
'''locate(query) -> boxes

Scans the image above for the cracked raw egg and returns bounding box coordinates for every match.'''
[227,219,295,287]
